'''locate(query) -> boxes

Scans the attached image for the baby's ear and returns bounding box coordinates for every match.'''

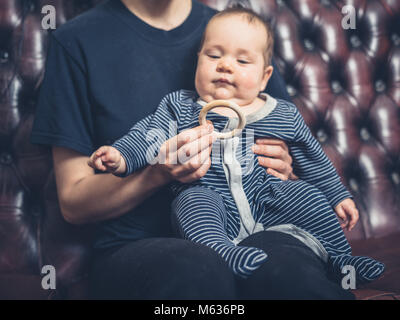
[260,65,274,92]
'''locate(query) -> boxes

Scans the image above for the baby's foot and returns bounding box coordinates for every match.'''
[330,255,385,284]
[211,243,268,278]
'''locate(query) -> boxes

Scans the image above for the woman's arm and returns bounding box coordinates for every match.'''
[52,146,169,225]
[53,124,215,225]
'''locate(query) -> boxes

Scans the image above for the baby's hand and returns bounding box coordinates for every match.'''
[334,198,359,231]
[88,146,125,175]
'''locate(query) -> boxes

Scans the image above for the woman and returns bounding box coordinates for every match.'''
[31,0,354,299]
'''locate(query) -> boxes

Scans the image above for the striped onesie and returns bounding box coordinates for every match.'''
[113,89,384,282]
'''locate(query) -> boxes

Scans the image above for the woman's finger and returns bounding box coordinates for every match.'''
[252,143,291,163]
[265,168,287,181]
[255,138,289,151]
[172,145,212,178]
[176,133,216,164]
[176,124,213,150]
[159,124,213,163]
[257,156,292,178]
[178,156,212,183]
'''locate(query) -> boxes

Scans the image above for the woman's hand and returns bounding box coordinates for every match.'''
[335,198,359,231]
[151,122,217,184]
[252,138,298,181]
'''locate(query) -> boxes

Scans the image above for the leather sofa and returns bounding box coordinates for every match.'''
[0,0,399,300]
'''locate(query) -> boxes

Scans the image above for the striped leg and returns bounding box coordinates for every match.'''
[172,186,268,278]
[258,180,384,283]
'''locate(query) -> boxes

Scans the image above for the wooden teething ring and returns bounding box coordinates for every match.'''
[199,100,246,139]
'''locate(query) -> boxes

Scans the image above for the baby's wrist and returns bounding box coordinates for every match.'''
[114,156,126,175]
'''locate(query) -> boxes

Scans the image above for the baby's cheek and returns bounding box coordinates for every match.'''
[240,77,261,97]
[195,65,211,93]
[238,71,258,88]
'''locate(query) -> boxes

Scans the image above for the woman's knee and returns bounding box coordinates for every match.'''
[90,238,237,299]
[238,248,354,299]
[237,231,355,299]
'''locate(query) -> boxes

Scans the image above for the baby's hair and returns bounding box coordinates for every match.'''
[199,6,274,67]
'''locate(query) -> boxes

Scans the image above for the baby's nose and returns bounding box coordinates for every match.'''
[216,60,233,73]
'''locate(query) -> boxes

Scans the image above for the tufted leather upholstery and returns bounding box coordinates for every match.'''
[0,0,399,299]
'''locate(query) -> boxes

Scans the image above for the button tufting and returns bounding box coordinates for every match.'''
[360,127,371,141]
[316,129,328,143]
[321,0,331,7]
[276,0,284,7]
[27,0,35,12]
[331,81,343,94]
[349,178,359,192]
[350,35,362,48]
[286,85,297,97]
[392,33,400,46]
[0,152,13,165]
[392,172,400,185]
[303,38,315,51]
[0,50,9,63]
[374,80,386,93]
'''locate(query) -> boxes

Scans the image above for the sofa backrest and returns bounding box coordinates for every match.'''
[0,0,399,298]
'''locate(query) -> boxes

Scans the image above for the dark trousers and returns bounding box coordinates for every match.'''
[89,231,355,300]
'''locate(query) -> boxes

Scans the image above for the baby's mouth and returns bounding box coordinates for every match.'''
[213,78,234,86]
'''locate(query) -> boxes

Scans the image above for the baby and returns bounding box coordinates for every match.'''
[88,7,384,282]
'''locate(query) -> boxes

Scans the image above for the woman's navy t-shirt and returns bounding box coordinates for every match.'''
[30,0,291,251]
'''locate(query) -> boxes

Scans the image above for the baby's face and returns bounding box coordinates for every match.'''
[195,15,273,106]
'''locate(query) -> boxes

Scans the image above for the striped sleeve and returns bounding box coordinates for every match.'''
[289,107,352,208]
[112,93,179,177]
